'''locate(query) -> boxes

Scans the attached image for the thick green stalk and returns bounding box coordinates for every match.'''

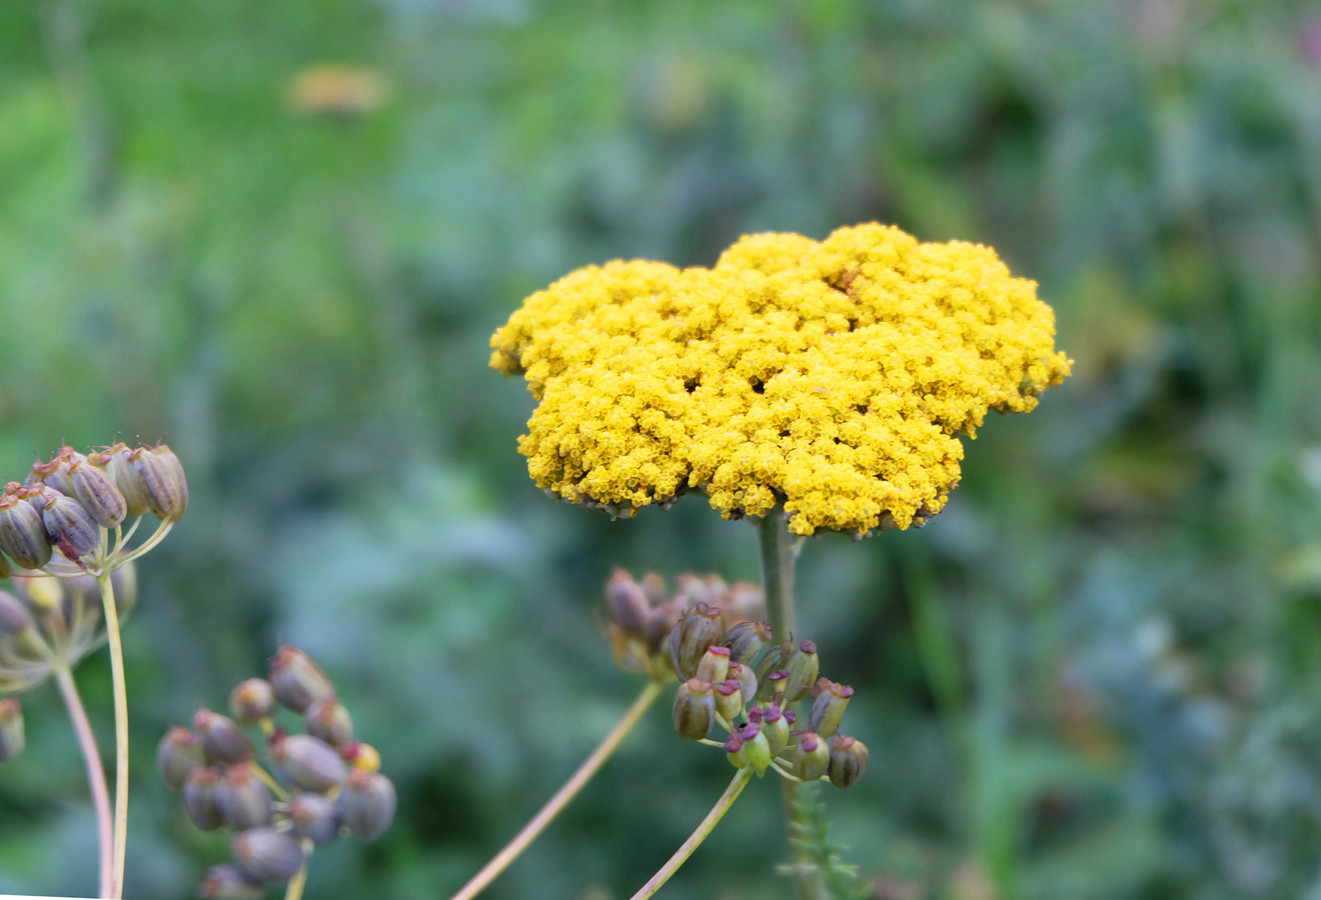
[96,570,129,899]
[451,681,664,900]
[756,509,826,900]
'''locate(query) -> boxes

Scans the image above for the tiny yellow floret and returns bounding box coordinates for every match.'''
[491,223,1071,536]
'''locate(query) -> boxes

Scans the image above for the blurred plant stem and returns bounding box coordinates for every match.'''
[55,666,113,898]
[284,859,308,900]
[449,681,664,900]
[757,509,828,900]
[96,570,129,899]
[628,766,754,900]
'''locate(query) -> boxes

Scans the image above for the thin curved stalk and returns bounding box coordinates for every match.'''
[450,680,664,900]
[628,766,753,900]
[55,666,113,898]
[96,570,129,899]
[284,854,309,900]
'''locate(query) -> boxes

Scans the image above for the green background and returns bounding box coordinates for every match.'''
[2,0,1320,897]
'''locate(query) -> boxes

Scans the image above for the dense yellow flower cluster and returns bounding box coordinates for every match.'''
[491,223,1071,536]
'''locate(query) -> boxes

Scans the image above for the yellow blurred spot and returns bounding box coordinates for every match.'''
[286,64,387,117]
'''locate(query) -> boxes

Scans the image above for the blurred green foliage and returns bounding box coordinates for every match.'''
[2,0,1321,897]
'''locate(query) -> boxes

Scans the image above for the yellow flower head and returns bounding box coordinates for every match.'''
[491,223,1071,537]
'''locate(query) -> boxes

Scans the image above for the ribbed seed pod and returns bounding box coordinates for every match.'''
[216,763,274,830]
[761,704,790,756]
[787,732,831,782]
[30,449,78,496]
[722,620,772,664]
[288,792,341,844]
[158,726,205,790]
[781,640,820,702]
[693,645,731,684]
[232,827,306,882]
[714,680,744,722]
[195,708,256,764]
[0,490,53,569]
[0,699,25,763]
[605,569,649,635]
[731,722,771,774]
[129,444,188,520]
[827,734,869,788]
[269,646,334,713]
[336,770,396,841]
[728,661,758,706]
[807,680,853,738]
[669,601,724,679]
[68,458,128,528]
[40,492,101,561]
[198,864,265,900]
[304,693,354,748]
[270,732,347,793]
[182,766,225,830]
[672,678,715,740]
[90,445,151,517]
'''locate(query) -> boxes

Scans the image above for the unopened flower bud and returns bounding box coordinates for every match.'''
[0,490,53,569]
[807,680,853,738]
[216,763,274,830]
[669,601,724,679]
[269,732,346,793]
[722,620,772,664]
[672,678,715,740]
[605,569,650,635]
[195,708,255,764]
[130,444,189,520]
[305,693,354,748]
[781,640,819,702]
[198,864,264,900]
[229,679,277,723]
[0,699,24,763]
[786,731,831,782]
[158,726,205,789]
[337,770,397,841]
[694,645,731,684]
[639,572,667,606]
[714,680,744,722]
[827,734,869,788]
[232,827,306,882]
[728,661,758,705]
[761,704,790,755]
[269,646,334,713]
[289,792,341,844]
[67,457,127,529]
[182,766,225,830]
[40,492,101,561]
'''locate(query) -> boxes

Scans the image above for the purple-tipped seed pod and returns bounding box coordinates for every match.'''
[807,680,853,738]
[90,444,152,518]
[157,726,205,790]
[182,766,225,831]
[67,457,127,529]
[336,770,396,841]
[40,491,101,561]
[827,734,869,788]
[722,620,772,665]
[232,827,306,882]
[787,731,831,782]
[669,601,725,680]
[288,792,341,844]
[781,640,820,702]
[671,678,715,741]
[198,864,265,900]
[269,646,334,713]
[195,708,255,764]
[269,732,346,793]
[216,763,274,830]
[693,645,731,684]
[229,679,276,724]
[129,444,188,520]
[304,693,354,748]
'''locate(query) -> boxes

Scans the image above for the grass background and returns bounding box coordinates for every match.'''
[2,0,1320,897]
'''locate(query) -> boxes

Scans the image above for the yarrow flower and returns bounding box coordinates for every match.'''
[492,223,1071,537]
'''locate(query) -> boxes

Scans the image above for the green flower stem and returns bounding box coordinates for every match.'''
[284,851,310,900]
[55,666,113,899]
[628,766,754,900]
[756,509,827,900]
[450,680,664,900]
[96,570,129,899]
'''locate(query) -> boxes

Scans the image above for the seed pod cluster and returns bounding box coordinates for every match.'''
[605,569,766,683]
[604,570,869,789]
[160,646,396,895]
[0,443,187,576]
